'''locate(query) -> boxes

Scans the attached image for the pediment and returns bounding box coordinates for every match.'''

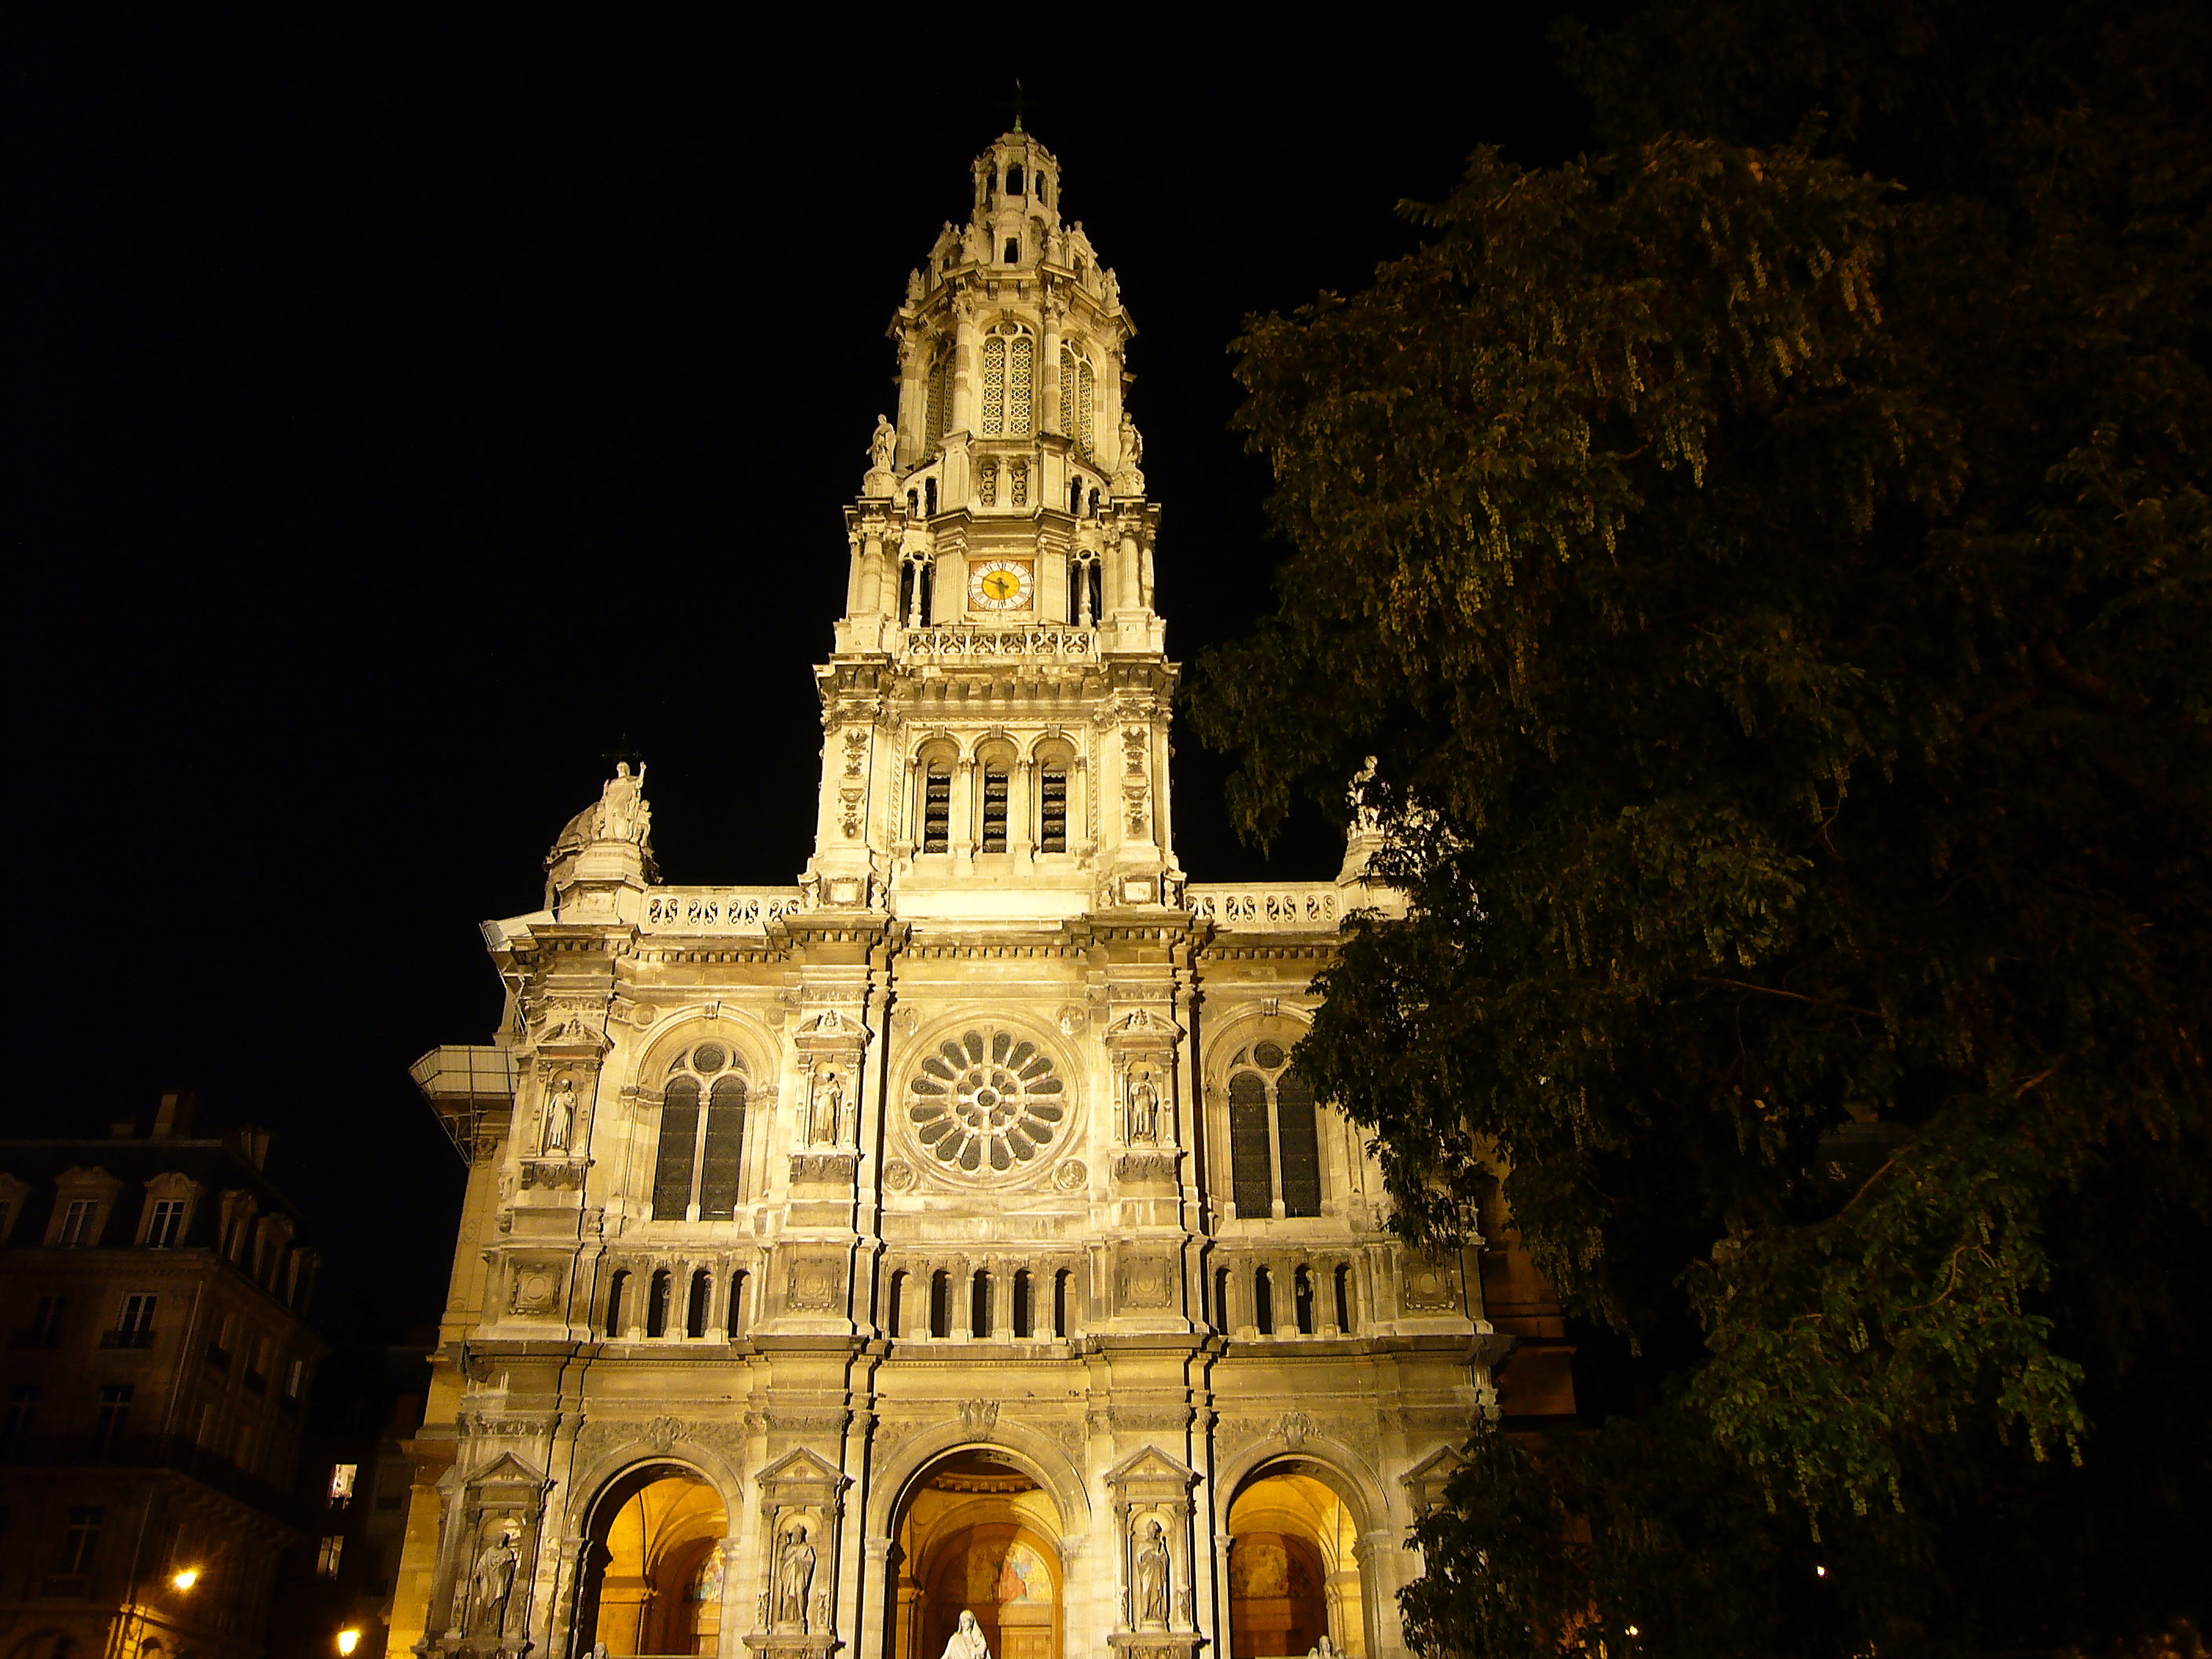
[464,1451,548,1492]
[756,1445,850,1495]
[1400,1443,1468,1514]
[1105,1444,1197,1495]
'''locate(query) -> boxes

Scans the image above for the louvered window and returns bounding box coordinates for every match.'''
[1061,348,1096,456]
[980,324,1034,437]
[921,763,951,852]
[1038,767,1068,851]
[980,765,1010,852]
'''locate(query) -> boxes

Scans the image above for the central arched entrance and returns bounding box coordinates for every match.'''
[573,1463,729,1657]
[891,1452,1062,1659]
[1226,1465,1367,1659]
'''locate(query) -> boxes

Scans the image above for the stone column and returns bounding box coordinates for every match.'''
[1011,760,1035,860]
[950,1258,974,1340]
[716,1536,748,1659]
[993,1260,1016,1339]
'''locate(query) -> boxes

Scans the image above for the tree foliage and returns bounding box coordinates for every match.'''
[1192,3,2210,1652]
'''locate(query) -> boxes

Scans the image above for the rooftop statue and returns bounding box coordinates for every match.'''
[548,763,657,867]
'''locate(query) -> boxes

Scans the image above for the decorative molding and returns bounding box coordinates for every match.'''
[1112,1151,1179,1186]
[789,1152,859,1186]
[957,1399,1000,1437]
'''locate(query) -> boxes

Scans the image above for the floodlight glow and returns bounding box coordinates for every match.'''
[338,1631,363,1656]
[172,1568,201,1591]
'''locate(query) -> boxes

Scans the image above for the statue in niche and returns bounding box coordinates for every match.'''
[468,1526,519,1635]
[1134,1517,1170,1628]
[1126,1069,1162,1145]
[809,1068,844,1144]
[870,413,897,474]
[941,1610,991,1659]
[775,1523,817,1631]
[542,1075,577,1154]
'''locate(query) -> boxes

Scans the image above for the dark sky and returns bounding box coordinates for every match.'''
[6,10,1610,1335]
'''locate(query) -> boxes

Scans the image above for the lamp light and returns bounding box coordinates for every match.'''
[338,1630,362,1656]
[171,1568,201,1591]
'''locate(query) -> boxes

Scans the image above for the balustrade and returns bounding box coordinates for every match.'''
[639,888,804,933]
[1186,883,1342,930]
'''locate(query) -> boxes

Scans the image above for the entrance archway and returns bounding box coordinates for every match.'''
[891,1452,1062,1659]
[574,1464,729,1657]
[1226,1469,1365,1659]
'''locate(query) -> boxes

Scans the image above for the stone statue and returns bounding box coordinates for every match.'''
[906,269,925,304]
[940,1609,991,1659]
[542,1075,576,1154]
[1120,411,1142,467]
[1126,1070,1161,1145]
[469,1528,519,1635]
[1134,1517,1170,1628]
[550,763,655,866]
[809,1068,844,1144]
[1103,267,1121,309]
[870,413,896,473]
[775,1523,817,1631]
[1307,1638,1340,1659]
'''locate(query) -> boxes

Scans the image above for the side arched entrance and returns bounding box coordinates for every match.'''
[889,1452,1063,1659]
[1225,1461,1370,1659]
[572,1463,731,1658]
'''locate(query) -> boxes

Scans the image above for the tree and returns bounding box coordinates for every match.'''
[1192,3,2210,1653]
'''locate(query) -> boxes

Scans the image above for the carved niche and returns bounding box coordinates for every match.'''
[745,1446,850,1659]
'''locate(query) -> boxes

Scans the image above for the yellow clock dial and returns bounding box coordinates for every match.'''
[969,558,1035,611]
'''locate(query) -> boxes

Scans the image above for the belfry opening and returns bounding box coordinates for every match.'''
[891,1453,1062,1659]
[575,1465,730,1658]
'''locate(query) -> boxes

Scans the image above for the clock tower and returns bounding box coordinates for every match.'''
[812,127,1176,917]
[389,130,1570,1659]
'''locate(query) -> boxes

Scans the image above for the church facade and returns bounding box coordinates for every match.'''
[389,130,1526,1659]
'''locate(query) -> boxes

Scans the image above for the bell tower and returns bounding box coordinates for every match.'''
[808,130,1176,917]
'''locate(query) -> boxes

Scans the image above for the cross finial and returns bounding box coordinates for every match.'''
[1012,79,1025,133]
[600,735,646,773]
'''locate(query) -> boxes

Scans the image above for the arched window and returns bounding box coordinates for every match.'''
[1012,1269,1032,1337]
[1053,1268,1071,1338]
[1059,347,1095,456]
[646,1270,672,1339]
[652,1045,750,1220]
[925,348,952,449]
[929,1269,952,1339]
[981,324,1034,437]
[1038,173,1050,205]
[605,1269,629,1335]
[1294,1265,1316,1335]
[731,1269,750,1336]
[980,761,1010,852]
[1253,1267,1275,1335]
[1006,163,1024,194]
[971,1270,992,1338]
[920,759,952,852]
[1068,553,1101,627]
[1037,756,1069,853]
[1225,1039,1324,1219]
[1003,236,1021,264]
[1213,1266,1231,1332]
[888,1269,907,1338]
[687,1269,711,1339]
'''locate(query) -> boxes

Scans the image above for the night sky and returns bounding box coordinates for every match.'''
[8,12,1608,1335]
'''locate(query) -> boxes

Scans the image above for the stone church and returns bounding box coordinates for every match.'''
[390,129,1561,1659]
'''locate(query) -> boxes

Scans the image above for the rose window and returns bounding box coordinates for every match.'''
[908,1030,1064,1174]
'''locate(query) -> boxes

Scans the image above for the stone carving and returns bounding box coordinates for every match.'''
[808,1066,846,1144]
[775,1522,817,1632]
[542,1074,576,1152]
[518,1159,587,1190]
[790,1152,859,1186]
[786,1254,846,1313]
[906,1027,1068,1178]
[1056,1004,1088,1035]
[551,763,654,860]
[1278,1410,1313,1452]
[1134,1517,1170,1628]
[643,1415,682,1452]
[468,1525,520,1635]
[870,414,896,473]
[941,1609,991,1659]
[1125,1068,1162,1144]
[882,1159,917,1192]
[508,1265,560,1317]
[1402,1252,1461,1313]
[958,1399,999,1437]
[1117,1253,1176,1309]
[1053,1158,1089,1192]
[1113,1152,1179,1186]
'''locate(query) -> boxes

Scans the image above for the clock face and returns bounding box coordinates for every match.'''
[969,558,1035,611]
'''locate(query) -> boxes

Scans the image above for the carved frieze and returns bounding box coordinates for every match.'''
[1115,1251,1178,1309]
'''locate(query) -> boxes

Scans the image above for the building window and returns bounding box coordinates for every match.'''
[1053,1269,1071,1339]
[921,761,952,852]
[94,1384,134,1445]
[980,324,1034,437]
[1038,764,1069,852]
[687,1269,711,1339]
[4,1383,38,1440]
[105,1294,157,1350]
[26,1295,66,1347]
[970,1270,992,1339]
[317,1535,344,1578]
[1005,163,1024,194]
[887,1269,907,1339]
[1225,1040,1324,1219]
[1254,1267,1276,1335]
[1059,347,1095,456]
[925,350,951,451]
[60,1506,104,1575]
[928,1269,951,1339]
[605,1269,630,1336]
[1012,1269,1032,1338]
[652,1044,749,1220]
[646,1270,672,1339]
[1294,1265,1317,1335]
[144,1199,186,1248]
[729,1269,749,1336]
[1068,554,1101,625]
[330,1464,357,1507]
[1002,236,1020,263]
[1335,1264,1354,1334]
[286,1358,308,1401]
[57,1199,101,1247]
[980,764,1010,852]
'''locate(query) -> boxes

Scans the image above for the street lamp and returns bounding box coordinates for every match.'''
[337,1631,362,1656]
[171,1568,201,1591]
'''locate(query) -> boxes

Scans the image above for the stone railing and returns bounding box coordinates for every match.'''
[639,888,806,933]
[1186,883,1343,930]
[902,626,1098,659]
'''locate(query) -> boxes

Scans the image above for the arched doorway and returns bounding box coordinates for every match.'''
[1226,1467,1366,1659]
[574,1464,729,1657]
[891,1452,1062,1659]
